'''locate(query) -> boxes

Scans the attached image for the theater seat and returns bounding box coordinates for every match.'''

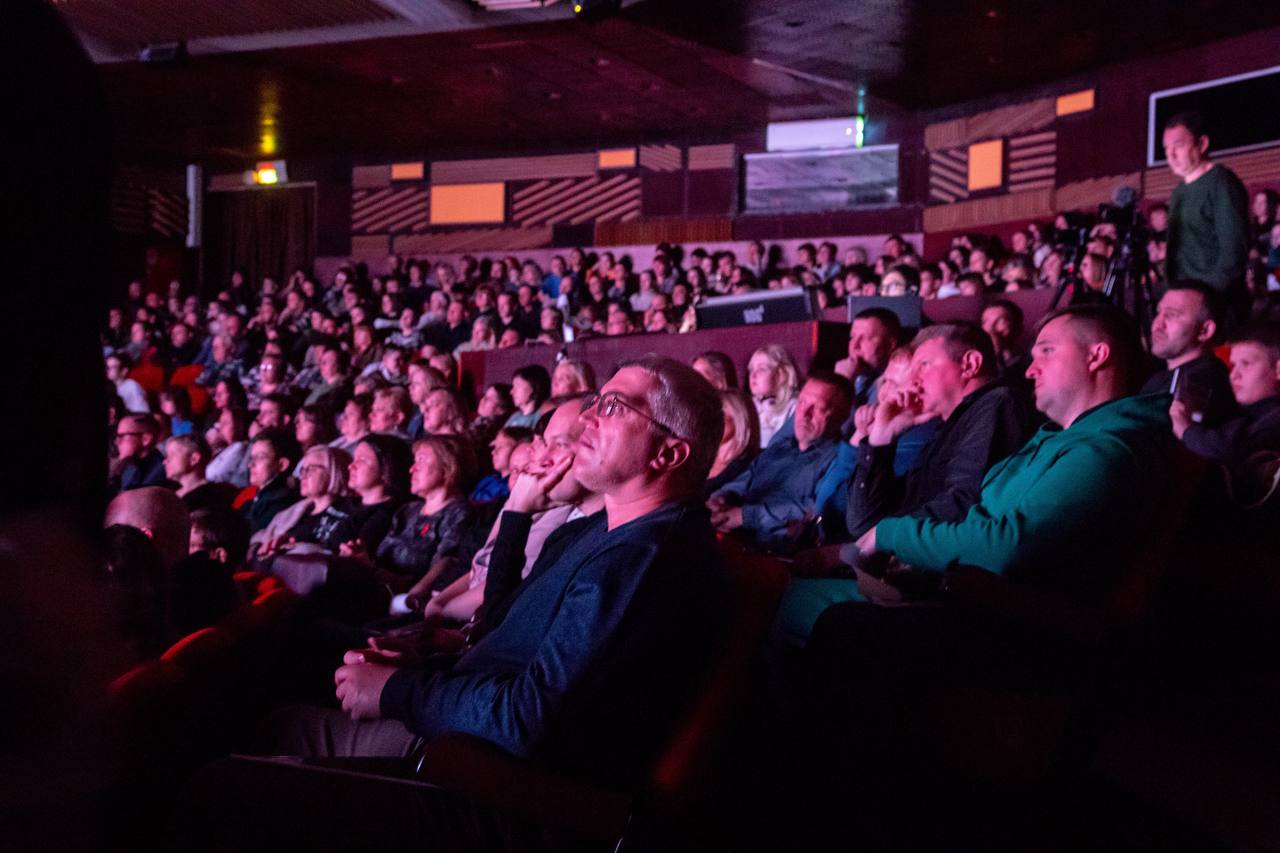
[128,363,167,395]
[415,540,792,846]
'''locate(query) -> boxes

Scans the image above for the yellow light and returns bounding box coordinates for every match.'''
[573,3,582,11]
[260,131,277,156]
[256,167,279,185]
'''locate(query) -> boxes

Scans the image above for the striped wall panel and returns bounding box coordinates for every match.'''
[922,188,1054,233]
[925,97,1055,151]
[1142,144,1280,201]
[111,182,147,235]
[966,97,1056,144]
[392,227,554,254]
[431,153,596,184]
[1008,130,1057,193]
[510,176,641,227]
[929,147,969,204]
[352,186,429,235]
[595,217,733,247]
[147,188,189,239]
[639,144,682,172]
[687,144,736,171]
[1054,172,1142,213]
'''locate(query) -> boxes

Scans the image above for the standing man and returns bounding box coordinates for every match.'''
[1163,111,1250,325]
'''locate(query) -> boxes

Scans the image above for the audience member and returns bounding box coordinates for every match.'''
[1141,280,1237,427]
[834,307,901,406]
[746,344,800,448]
[240,428,302,535]
[505,364,551,428]
[114,414,166,492]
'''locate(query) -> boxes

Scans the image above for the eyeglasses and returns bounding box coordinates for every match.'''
[115,431,146,441]
[579,392,685,441]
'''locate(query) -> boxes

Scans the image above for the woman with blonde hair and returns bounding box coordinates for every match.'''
[550,358,597,398]
[705,389,761,496]
[254,445,352,556]
[746,344,799,448]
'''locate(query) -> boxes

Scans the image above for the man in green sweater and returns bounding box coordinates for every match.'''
[1163,111,1250,326]
[794,305,1180,787]
[854,303,1177,603]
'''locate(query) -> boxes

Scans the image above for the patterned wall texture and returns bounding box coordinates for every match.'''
[510,175,642,227]
[351,186,429,235]
[1007,131,1057,194]
[928,147,968,204]
[112,177,188,239]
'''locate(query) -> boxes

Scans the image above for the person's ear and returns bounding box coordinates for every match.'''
[1197,135,1210,156]
[277,457,291,475]
[1086,341,1112,374]
[210,546,229,565]
[960,349,984,379]
[650,437,691,474]
[1197,319,1217,345]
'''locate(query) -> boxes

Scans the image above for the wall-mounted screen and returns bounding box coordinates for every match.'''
[743,145,898,214]
[1148,65,1280,166]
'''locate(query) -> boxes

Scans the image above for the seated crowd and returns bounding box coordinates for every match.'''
[99,195,1280,844]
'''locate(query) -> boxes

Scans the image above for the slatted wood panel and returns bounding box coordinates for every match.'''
[687,144,736,171]
[1054,172,1143,212]
[510,176,641,226]
[351,186,429,235]
[431,153,596,184]
[1143,145,1280,201]
[392,227,554,254]
[1008,131,1057,193]
[639,145,683,172]
[111,182,148,236]
[929,147,969,203]
[922,188,1054,233]
[147,188,189,239]
[595,218,733,247]
[925,97,1056,151]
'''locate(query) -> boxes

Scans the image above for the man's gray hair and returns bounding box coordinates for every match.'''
[617,354,723,490]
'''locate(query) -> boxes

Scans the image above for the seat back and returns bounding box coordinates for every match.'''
[648,539,791,798]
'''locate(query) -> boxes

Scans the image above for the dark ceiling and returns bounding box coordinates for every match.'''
[60,0,1280,167]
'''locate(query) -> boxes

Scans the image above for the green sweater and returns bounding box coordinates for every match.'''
[877,393,1176,604]
[1168,163,1249,291]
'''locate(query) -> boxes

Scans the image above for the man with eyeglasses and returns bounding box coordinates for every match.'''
[114,414,167,493]
[238,428,300,535]
[709,372,855,552]
[245,356,727,809]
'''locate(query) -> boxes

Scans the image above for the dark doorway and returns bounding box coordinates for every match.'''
[204,185,315,298]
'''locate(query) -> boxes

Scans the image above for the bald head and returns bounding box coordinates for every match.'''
[104,486,190,568]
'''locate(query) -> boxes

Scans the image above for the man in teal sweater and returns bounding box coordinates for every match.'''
[856,303,1177,603]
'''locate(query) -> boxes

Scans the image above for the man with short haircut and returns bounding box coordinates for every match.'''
[164,433,237,511]
[240,428,301,534]
[799,306,1181,778]
[710,372,854,551]
[257,357,724,787]
[1163,111,1250,323]
[115,414,166,492]
[835,307,901,406]
[253,392,298,437]
[1141,280,1236,427]
[1172,325,1280,475]
[856,304,1176,600]
[105,485,191,571]
[846,322,1036,540]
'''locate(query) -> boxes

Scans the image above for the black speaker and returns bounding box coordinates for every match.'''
[695,288,818,330]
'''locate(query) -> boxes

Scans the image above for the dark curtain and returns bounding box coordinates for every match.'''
[204,186,315,297]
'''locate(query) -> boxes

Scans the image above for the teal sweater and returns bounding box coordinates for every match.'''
[877,393,1176,603]
[1168,163,1249,291]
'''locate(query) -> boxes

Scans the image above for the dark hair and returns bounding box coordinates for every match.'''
[984,298,1026,340]
[1232,323,1280,364]
[216,376,249,411]
[1165,280,1224,330]
[413,434,478,496]
[167,432,212,465]
[108,350,133,369]
[1035,304,1144,393]
[297,402,338,445]
[498,426,535,446]
[259,392,298,420]
[853,306,904,343]
[803,369,856,412]
[512,364,552,407]
[250,427,301,469]
[219,407,251,442]
[346,392,374,420]
[357,433,413,497]
[912,321,1000,379]
[189,507,251,567]
[957,272,987,291]
[1164,110,1206,140]
[693,350,738,389]
[161,384,193,420]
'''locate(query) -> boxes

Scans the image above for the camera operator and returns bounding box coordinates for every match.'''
[1162,111,1250,326]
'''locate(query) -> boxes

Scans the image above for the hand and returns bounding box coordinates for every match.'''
[339,539,373,566]
[855,526,878,556]
[706,494,730,514]
[850,403,875,446]
[867,390,929,447]
[333,658,397,720]
[833,357,858,381]
[711,506,743,532]
[507,453,573,514]
[1169,400,1193,440]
